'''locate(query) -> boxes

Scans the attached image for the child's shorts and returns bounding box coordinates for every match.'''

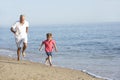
[46,52,52,57]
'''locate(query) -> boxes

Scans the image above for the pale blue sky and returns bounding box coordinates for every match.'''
[0,0,120,26]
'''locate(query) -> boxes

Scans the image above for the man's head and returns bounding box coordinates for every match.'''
[46,33,52,40]
[20,15,25,23]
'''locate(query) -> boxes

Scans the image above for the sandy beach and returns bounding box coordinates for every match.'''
[0,56,103,80]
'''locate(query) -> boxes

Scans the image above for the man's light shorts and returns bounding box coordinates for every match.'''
[15,37,27,48]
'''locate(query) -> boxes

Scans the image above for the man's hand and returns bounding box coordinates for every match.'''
[10,27,16,34]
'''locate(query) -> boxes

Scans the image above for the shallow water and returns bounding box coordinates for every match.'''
[0,23,120,80]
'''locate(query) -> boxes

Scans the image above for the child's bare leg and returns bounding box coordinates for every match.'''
[45,57,49,64]
[48,56,52,66]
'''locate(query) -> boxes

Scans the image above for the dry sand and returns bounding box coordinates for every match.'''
[0,56,104,80]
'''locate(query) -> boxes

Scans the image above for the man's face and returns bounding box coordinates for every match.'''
[20,16,25,23]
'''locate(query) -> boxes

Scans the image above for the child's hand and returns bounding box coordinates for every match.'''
[39,48,41,51]
[55,49,58,52]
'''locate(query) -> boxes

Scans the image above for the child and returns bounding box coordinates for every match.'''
[39,33,58,66]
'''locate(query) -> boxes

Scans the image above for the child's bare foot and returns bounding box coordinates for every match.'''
[50,63,52,66]
[45,61,49,65]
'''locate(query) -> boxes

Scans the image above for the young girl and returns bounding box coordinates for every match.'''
[39,33,58,66]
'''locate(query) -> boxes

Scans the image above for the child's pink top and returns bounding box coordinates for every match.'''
[42,39,56,52]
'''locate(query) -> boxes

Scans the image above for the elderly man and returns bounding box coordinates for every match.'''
[10,15,29,61]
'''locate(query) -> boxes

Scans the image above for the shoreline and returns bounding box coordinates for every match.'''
[0,55,104,80]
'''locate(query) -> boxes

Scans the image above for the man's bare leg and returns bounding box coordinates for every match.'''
[22,43,27,57]
[17,48,21,61]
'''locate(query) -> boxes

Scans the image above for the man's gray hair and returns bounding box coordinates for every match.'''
[20,14,25,18]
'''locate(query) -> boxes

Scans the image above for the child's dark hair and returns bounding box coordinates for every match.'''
[46,33,52,38]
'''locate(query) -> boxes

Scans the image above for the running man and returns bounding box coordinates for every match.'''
[10,15,29,61]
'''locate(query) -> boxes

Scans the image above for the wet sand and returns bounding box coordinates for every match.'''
[0,56,103,80]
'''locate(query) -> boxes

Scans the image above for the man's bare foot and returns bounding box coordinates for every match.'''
[17,57,20,61]
[22,52,26,57]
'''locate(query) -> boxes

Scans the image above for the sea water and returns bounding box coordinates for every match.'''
[0,23,120,80]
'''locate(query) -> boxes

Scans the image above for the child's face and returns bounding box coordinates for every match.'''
[47,36,52,40]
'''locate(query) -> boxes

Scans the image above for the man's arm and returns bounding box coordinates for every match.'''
[10,27,16,34]
[26,27,28,34]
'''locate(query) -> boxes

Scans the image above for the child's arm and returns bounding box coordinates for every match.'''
[39,43,44,51]
[54,43,58,52]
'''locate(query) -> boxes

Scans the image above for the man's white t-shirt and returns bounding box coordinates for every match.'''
[12,20,29,38]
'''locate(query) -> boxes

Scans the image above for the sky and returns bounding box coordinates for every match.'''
[0,0,120,26]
